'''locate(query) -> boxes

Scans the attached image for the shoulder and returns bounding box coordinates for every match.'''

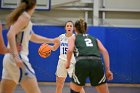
[96,39,103,46]
[9,12,31,33]
[59,34,65,40]
[59,34,65,37]
[69,35,76,41]
[21,14,30,21]
[87,34,96,40]
[96,38,101,42]
[15,12,30,28]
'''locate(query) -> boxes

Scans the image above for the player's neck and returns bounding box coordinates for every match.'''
[65,33,72,37]
[26,9,34,17]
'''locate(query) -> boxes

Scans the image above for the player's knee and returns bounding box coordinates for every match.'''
[56,79,64,88]
[56,77,65,84]
[56,83,64,89]
[70,88,80,93]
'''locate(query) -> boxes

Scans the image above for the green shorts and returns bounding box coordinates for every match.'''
[71,58,106,86]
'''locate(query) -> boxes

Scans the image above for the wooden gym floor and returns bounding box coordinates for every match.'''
[15,83,140,93]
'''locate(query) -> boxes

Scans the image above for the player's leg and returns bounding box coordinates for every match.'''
[56,76,66,93]
[0,54,20,93]
[80,88,85,93]
[89,60,109,93]
[19,57,41,93]
[70,60,88,93]
[68,63,85,93]
[95,83,109,93]
[0,79,17,93]
[70,82,83,93]
[56,59,67,93]
[20,77,41,93]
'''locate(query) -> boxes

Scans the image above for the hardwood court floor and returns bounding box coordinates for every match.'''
[15,83,140,93]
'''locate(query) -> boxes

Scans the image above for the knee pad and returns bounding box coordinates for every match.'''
[70,89,80,93]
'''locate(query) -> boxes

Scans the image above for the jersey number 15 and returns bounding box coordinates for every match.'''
[63,47,68,54]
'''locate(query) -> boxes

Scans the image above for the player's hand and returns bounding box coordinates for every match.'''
[106,70,113,80]
[8,43,22,54]
[16,43,22,52]
[14,56,24,68]
[65,62,70,69]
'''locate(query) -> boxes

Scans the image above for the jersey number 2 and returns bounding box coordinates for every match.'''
[84,38,93,47]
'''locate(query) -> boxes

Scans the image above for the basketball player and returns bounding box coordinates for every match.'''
[51,21,85,93]
[0,0,57,93]
[66,19,113,93]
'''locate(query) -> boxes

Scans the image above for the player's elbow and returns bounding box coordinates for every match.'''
[67,49,73,54]
[0,47,8,54]
[7,31,13,40]
[101,49,109,56]
[0,50,5,54]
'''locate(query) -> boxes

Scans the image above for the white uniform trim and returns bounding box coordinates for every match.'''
[98,74,106,84]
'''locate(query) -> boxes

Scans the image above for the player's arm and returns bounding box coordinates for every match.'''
[97,39,110,70]
[7,16,27,56]
[0,24,21,54]
[66,35,75,69]
[0,24,10,54]
[30,33,54,44]
[30,33,60,51]
[50,37,60,51]
[97,39,113,80]
[7,15,28,67]
[0,33,10,54]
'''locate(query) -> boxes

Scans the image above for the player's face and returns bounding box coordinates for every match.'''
[65,22,74,34]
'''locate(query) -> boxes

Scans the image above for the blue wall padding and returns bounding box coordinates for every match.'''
[0,26,140,83]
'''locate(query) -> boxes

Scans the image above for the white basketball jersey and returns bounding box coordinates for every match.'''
[59,34,76,63]
[8,12,33,57]
[18,21,33,56]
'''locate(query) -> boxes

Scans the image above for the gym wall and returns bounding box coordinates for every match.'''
[0,26,140,84]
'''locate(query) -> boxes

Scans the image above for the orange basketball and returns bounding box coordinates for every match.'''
[38,43,51,58]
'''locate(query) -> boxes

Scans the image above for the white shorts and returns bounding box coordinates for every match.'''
[2,54,35,84]
[56,59,75,78]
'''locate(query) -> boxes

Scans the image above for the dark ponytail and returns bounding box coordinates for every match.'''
[75,19,87,34]
[21,0,29,4]
[6,0,36,28]
[22,0,36,11]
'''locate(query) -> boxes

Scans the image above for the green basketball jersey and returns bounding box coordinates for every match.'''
[74,34,100,57]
